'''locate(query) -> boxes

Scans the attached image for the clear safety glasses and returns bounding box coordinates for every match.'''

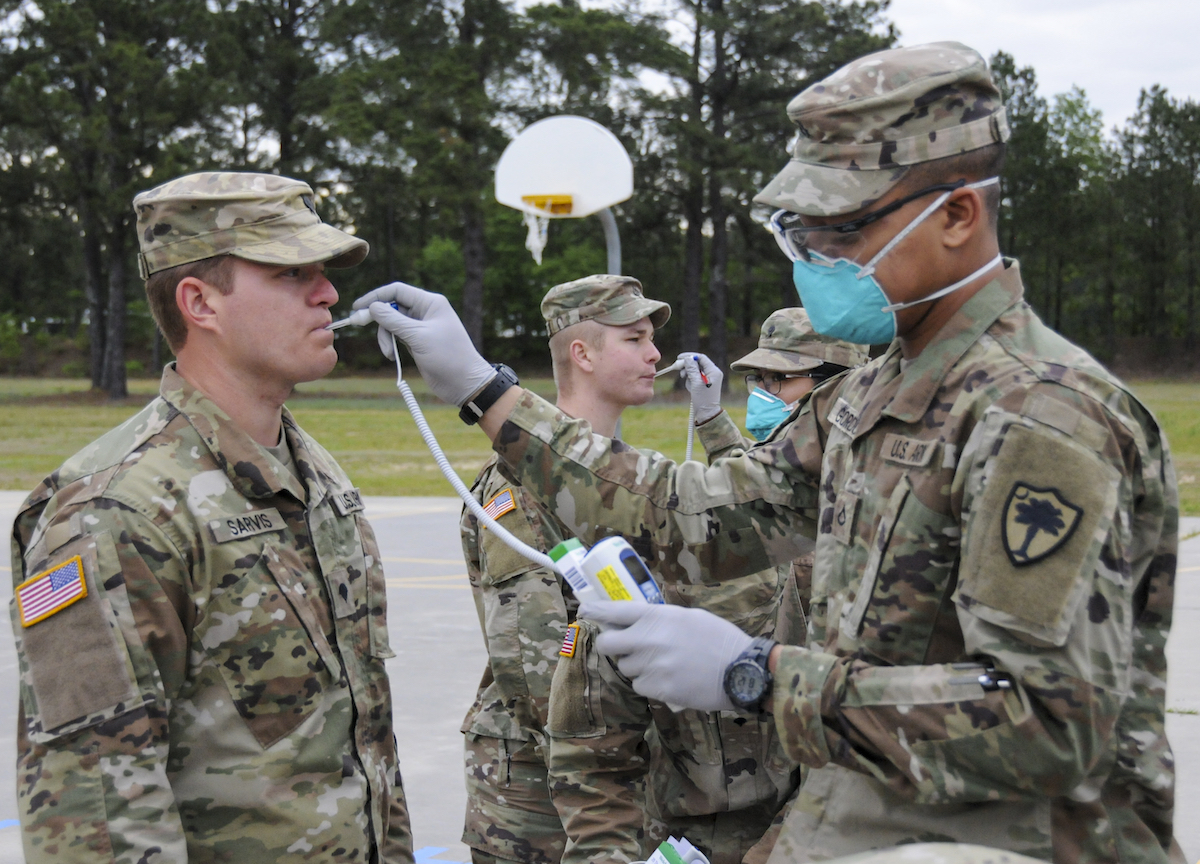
[768,180,969,264]
[744,371,815,395]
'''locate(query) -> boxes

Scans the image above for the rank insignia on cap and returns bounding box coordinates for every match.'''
[17,555,88,627]
[482,489,517,522]
[560,623,580,658]
[1002,483,1082,567]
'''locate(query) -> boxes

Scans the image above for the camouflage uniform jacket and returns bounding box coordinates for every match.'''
[460,455,576,745]
[10,365,412,864]
[489,263,1180,864]
[546,427,808,864]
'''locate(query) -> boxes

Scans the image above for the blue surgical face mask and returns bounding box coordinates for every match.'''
[746,387,792,441]
[792,178,1003,344]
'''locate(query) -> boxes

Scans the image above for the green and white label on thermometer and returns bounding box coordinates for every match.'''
[548,536,664,604]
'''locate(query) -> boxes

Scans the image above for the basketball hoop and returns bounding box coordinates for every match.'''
[495,116,633,270]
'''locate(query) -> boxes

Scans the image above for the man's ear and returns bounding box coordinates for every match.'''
[940,187,985,250]
[176,277,223,336]
[569,338,596,375]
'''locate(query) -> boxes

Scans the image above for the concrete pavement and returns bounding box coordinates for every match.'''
[0,491,1195,862]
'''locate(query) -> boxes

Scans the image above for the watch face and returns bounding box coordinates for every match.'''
[726,659,767,705]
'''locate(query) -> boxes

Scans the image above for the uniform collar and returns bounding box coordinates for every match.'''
[158,363,310,503]
[879,259,1025,424]
[833,260,1024,437]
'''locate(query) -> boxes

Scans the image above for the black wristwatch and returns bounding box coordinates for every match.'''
[459,364,520,425]
[723,637,777,713]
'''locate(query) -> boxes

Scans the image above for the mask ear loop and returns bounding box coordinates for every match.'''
[858,177,1001,280]
[879,177,1004,313]
[857,190,952,279]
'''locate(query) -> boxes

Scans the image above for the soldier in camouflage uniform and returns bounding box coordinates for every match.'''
[459,274,670,864]
[545,311,866,864]
[10,172,413,863]
[698,307,869,620]
[356,41,1182,864]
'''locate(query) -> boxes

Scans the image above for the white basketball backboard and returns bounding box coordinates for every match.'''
[495,116,633,219]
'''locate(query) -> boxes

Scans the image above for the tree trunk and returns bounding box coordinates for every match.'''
[79,197,106,390]
[707,176,728,383]
[781,268,795,309]
[1053,255,1064,333]
[705,0,728,384]
[386,189,396,282]
[739,221,754,337]
[681,187,704,355]
[461,199,486,351]
[101,226,128,398]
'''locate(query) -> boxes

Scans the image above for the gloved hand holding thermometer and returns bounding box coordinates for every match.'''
[678,353,723,424]
[331,283,665,607]
[352,282,497,407]
[583,600,754,712]
[655,353,723,461]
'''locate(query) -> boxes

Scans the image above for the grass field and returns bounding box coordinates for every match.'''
[0,376,1196,513]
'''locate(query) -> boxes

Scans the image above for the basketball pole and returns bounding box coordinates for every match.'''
[597,207,622,275]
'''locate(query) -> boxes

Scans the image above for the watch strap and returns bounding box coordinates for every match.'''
[724,637,777,712]
[460,364,519,425]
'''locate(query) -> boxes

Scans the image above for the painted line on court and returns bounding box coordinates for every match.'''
[414,847,467,864]
[383,557,462,565]
[386,575,468,589]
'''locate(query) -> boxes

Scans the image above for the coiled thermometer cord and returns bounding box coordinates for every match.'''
[329,310,702,570]
[388,335,560,572]
[329,307,560,572]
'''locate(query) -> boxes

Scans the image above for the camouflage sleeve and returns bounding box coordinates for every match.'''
[771,386,1176,806]
[546,621,651,864]
[460,494,488,636]
[695,409,752,461]
[383,771,415,864]
[14,501,190,862]
[492,390,822,585]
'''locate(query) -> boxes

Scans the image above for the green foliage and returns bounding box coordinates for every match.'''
[0,316,21,363]
[3,0,1200,385]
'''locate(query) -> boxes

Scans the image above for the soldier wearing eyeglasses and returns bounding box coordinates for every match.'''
[357,41,1181,864]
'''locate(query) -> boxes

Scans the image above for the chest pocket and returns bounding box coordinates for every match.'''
[838,474,960,665]
[200,542,339,748]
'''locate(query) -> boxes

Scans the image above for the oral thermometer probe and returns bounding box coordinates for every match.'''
[654,355,705,461]
[327,308,375,330]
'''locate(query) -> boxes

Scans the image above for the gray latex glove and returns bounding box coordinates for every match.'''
[353,282,496,408]
[679,353,724,423]
[583,600,751,712]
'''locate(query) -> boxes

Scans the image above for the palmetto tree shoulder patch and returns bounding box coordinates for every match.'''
[957,418,1119,645]
[1001,484,1083,567]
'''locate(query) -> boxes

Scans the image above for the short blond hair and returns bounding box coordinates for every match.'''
[549,320,608,398]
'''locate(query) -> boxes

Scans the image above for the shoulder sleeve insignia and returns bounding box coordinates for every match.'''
[560,622,580,657]
[482,488,517,522]
[17,555,88,627]
[1002,483,1082,567]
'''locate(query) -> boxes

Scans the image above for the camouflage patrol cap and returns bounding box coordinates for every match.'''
[731,308,868,373]
[541,274,670,337]
[754,42,1010,217]
[132,172,369,279]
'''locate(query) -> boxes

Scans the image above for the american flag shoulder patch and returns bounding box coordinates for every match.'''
[482,488,517,521]
[560,623,580,658]
[17,554,88,628]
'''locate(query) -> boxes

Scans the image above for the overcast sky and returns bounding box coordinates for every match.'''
[888,0,1200,131]
[544,0,1200,136]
